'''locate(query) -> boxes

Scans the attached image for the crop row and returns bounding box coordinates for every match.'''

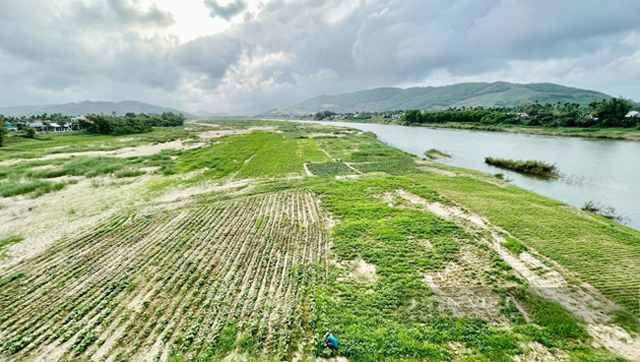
[0,191,328,360]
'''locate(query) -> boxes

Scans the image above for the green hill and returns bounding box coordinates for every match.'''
[0,100,196,119]
[282,82,611,114]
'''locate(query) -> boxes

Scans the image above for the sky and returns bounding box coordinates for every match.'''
[0,0,639,114]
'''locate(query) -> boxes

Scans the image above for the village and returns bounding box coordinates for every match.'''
[2,115,86,133]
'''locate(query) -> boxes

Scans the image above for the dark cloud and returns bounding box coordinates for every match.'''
[0,0,182,107]
[204,0,247,21]
[0,0,639,113]
[176,34,242,87]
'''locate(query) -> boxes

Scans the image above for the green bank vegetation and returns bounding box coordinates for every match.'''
[299,96,640,141]
[582,201,627,224]
[484,157,559,177]
[78,112,185,135]
[425,148,451,159]
[0,120,637,361]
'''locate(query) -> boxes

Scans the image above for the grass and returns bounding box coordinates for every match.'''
[0,127,190,161]
[485,157,559,177]
[503,237,528,254]
[410,173,640,314]
[0,154,175,198]
[351,157,422,175]
[0,236,23,259]
[306,162,355,176]
[234,136,330,178]
[425,148,451,159]
[0,120,636,361]
[0,180,69,198]
[114,169,146,178]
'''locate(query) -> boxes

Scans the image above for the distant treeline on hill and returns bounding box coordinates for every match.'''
[78,112,185,135]
[313,97,640,128]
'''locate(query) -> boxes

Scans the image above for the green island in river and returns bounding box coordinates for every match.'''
[0,120,639,361]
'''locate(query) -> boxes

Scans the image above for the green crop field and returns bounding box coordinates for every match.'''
[0,120,638,361]
[306,162,355,176]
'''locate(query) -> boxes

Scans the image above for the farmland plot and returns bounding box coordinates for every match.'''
[0,191,328,361]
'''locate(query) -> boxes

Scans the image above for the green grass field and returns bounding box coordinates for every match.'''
[0,121,638,361]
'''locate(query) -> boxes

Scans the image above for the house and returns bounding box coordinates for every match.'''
[625,111,640,118]
[48,122,66,132]
[4,123,18,132]
[29,120,45,132]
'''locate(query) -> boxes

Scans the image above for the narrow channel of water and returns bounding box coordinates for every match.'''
[291,120,640,231]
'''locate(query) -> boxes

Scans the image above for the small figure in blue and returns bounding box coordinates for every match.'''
[324,332,339,351]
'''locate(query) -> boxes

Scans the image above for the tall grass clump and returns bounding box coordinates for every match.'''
[582,201,627,224]
[485,157,559,177]
[425,148,451,159]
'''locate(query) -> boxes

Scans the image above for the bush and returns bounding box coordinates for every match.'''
[0,120,6,147]
[425,148,451,159]
[484,157,559,176]
[78,112,184,136]
[24,127,36,138]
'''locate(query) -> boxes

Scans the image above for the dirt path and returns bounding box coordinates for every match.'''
[303,163,314,177]
[320,148,336,162]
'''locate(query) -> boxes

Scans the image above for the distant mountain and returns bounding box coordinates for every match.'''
[281,82,612,114]
[0,101,197,119]
[193,110,229,119]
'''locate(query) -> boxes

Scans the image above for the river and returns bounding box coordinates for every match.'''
[290,120,640,231]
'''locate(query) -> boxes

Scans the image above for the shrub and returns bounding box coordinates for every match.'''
[24,127,36,138]
[0,120,6,147]
[425,148,451,159]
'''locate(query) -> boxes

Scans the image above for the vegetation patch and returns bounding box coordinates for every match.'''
[503,237,528,254]
[306,162,355,176]
[351,157,422,175]
[0,180,69,198]
[485,157,559,177]
[425,148,451,159]
[582,201,627,224]
[0,236,23,259]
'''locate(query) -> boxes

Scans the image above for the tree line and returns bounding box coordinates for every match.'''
[401,98,639,128]
[0,112,185,146]
[78,112,185,135]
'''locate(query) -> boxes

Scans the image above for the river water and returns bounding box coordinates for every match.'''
[291,120,640,231]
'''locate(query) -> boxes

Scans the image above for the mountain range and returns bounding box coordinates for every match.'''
[276,82,612,115]
[0,101,197,119]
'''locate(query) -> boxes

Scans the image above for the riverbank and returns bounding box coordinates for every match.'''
[287,117,640,141]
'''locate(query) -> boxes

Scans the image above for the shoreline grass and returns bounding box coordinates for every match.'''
[484,157,559,177]
[425,148,451,159]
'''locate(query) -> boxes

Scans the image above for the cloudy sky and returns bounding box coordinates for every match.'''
[1,0,639,114]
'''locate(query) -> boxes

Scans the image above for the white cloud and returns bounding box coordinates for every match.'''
[0,0,639,113]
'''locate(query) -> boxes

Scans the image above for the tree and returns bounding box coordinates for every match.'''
[401,110,422,124]
[593,97,633,127]
[0,115,7,147]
